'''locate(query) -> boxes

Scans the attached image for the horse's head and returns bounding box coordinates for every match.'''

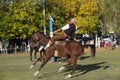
[30,31,50,47]
[30,32,47,42]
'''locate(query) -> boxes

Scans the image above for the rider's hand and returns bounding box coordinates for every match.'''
[53,31,57,34]
[53,28,61,34]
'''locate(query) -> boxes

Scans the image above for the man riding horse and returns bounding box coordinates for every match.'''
[44,18,77,50]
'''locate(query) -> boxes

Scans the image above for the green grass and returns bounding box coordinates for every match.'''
[0,47,120,80]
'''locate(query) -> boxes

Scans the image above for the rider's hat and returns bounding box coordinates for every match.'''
[70,18,76,24]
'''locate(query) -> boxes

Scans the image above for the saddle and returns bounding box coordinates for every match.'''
[55,41,66,46]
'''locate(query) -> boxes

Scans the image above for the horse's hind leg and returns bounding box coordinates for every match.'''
[30,57,41,69]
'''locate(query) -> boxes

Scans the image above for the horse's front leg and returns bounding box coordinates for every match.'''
[30,57,41,69]
[34,51,37,60]
[34,55,51,76]
[30,47,33,61]
[39,50,43,62]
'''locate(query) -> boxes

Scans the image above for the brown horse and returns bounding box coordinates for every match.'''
[29,32,47,61]
[29,42,41,61]
[30,32,84,79]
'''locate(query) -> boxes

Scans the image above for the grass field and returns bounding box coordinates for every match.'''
[0,47,120,80]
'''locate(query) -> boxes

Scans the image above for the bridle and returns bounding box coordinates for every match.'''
[38,35,50,45]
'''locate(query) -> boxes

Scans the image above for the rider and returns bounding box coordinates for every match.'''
[44,18,77,50]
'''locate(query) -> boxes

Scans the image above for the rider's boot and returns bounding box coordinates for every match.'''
[44,43,51,50]
[44,41,52,50]
[39,46,44,51]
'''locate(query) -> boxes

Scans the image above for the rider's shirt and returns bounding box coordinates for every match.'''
[61,24,70,30]
[61,23,76,36]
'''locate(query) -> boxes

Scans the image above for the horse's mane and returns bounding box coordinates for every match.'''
[31,31,51,39]
[31,31,45,37]
[32,31,43,35]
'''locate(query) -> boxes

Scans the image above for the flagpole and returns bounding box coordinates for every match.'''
[42,0,46,35]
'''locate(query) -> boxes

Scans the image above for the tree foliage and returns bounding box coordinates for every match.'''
[0,0,43,40]
[0,0,105,40]
[76,0,104,34]
[103,0,120,35]
[46,0,104,34]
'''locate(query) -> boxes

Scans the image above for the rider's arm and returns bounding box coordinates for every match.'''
[54,28,62,34]
[61,24,69,30]
[54,24,69,34]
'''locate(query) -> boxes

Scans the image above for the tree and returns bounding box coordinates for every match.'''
[46,0,104,34]
[76,0,104,34]
[102,0,120,35]
[0,0,105,40]
[0,0,43,40]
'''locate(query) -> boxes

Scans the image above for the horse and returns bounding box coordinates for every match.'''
[29,32,96,62]
[29,32,45,61]
[30,32,84,79]
[29,42,41,61]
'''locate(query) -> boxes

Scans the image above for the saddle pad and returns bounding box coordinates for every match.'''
[55,41,66,46]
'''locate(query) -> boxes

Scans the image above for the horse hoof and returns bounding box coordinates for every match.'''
[65,74,72,79]
[34,71,39,76]
[30,65,34,69]
[58,67,65,73]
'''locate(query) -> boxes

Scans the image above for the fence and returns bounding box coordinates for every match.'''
[0,41,30,54]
